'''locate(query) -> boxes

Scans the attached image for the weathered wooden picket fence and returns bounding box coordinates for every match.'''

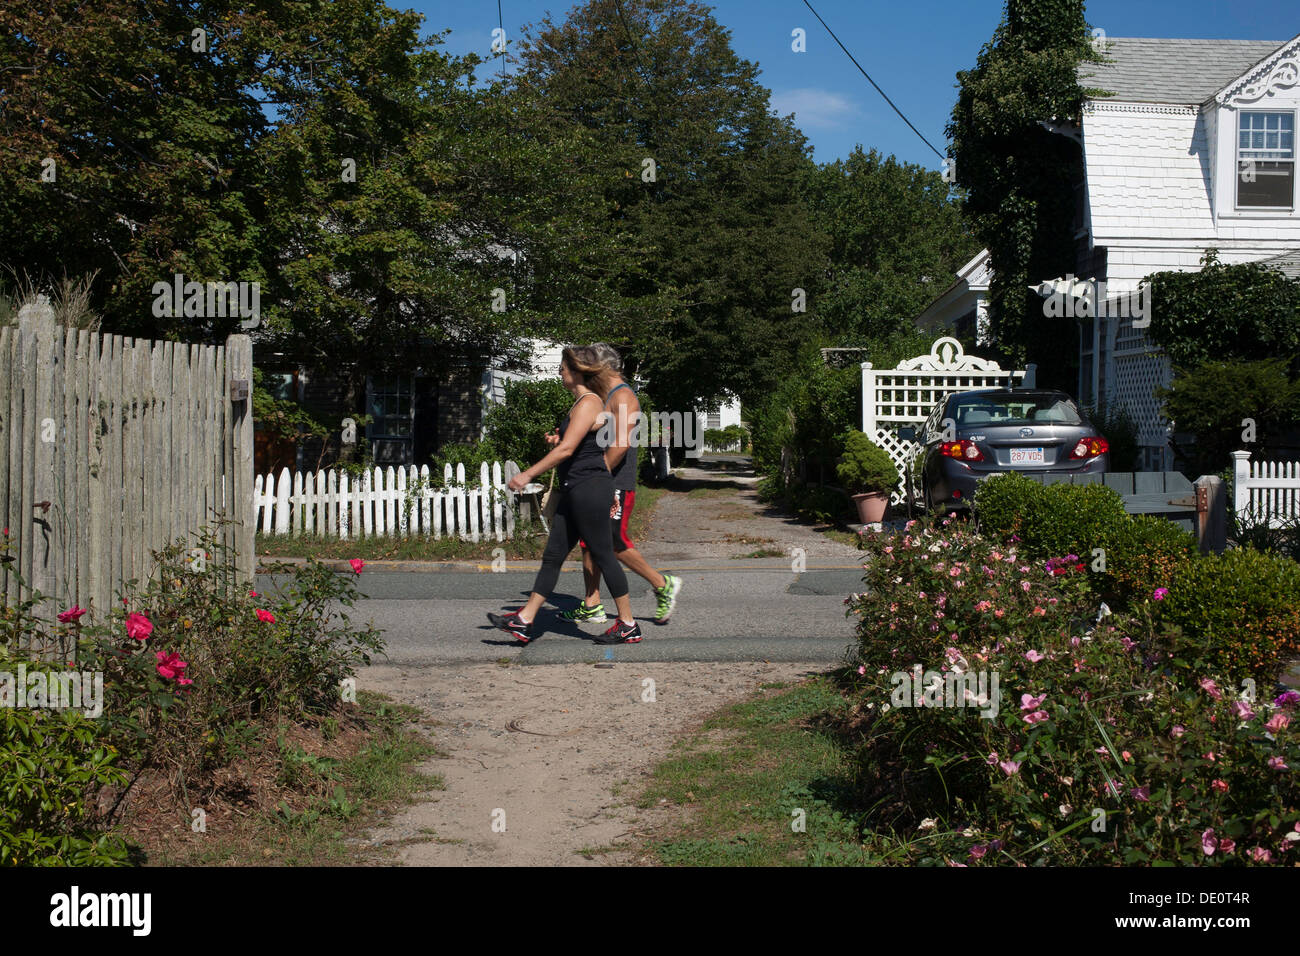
[0,302,255,622]
[255,461,526,541]
[1232,450,1300,527]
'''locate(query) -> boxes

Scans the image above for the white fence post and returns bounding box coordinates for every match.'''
[1232,450,1251,521]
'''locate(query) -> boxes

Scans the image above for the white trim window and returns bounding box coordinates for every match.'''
[1237,110,1295,209]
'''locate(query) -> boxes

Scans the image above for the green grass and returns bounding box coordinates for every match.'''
[635,674,881,866]
[144,691,444,866]
[734,548,785,559]
[257,483,668,562]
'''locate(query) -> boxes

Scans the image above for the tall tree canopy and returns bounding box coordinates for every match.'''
[0,0,635,383]
[947,0,1101,388]
[801,146,979,345]
[513,0,826,412]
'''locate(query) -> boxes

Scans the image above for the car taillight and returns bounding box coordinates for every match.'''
[940,440,984,462]
[1069,436,1109,460]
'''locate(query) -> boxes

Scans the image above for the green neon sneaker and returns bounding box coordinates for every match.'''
[560,602,607,623]
[653,574,682,624]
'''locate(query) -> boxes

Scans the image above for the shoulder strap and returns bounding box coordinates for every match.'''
[603,382,632,407]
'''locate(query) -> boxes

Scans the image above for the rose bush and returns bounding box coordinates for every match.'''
[845,516,1299,865]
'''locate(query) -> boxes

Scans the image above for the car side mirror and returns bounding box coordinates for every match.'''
[898,426,917,442]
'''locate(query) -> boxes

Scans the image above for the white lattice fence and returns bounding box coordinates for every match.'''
[1109,322,1173,471]
[1232,451,1300,528]
[862,337,1034,503]
[254,461,521,541]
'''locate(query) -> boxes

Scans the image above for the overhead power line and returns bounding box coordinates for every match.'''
[799,0,945,160]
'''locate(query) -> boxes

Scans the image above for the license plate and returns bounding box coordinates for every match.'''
[1009,447,1044,464]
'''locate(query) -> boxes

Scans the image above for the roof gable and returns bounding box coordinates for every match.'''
[1079,37,1287,105]
[1212,32,1300,105]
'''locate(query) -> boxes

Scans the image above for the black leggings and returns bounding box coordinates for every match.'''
[533,475,629,602]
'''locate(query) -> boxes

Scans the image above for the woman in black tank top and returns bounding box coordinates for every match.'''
[487,346,642,644]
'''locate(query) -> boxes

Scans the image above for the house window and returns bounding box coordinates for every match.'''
[366,376,413,464]
[1237,111,1295,209]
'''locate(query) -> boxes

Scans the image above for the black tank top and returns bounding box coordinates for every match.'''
[605,383,638,492]
[557,393,608,489]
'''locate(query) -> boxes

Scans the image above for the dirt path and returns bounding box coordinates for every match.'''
[357,660,823,865]
[637,457,863,565]
[356,456,853,864]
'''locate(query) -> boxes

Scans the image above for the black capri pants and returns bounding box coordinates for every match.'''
[531,474,629,601]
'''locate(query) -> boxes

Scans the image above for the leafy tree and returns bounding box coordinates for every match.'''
[801,147,979,343]
[1157,358,1300,476]
[513,0,826,414]
[947,0,1102,389]
[0,0,638,379]
[1147,253,1300,376]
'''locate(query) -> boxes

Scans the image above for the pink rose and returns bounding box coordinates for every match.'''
[1020,693,1047,710]
[999,760,1021,776]
[57,605,87,624]
[155,651,188,680]
[125,612,153,641]
[1199,678,1223,701]
[1211,779,1229,793]
[1025,650,1045,663]
[1202,828,1218,856]
[350,558,365,575]
[255,608,276,624]
[1268,756,1289,770]
[1022,710,1049,725]
[1171,725,1185,738]
[1265,713,1290,734]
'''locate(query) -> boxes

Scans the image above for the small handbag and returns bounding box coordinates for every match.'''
[541,471,561,521]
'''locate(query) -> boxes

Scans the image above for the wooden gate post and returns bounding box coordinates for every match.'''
[225,335,255,583]
[1194,475,1226,555]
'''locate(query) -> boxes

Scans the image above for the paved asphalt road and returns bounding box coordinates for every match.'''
[257,563,867,667]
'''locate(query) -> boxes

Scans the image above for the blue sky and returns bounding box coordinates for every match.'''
[418,1,1297,172]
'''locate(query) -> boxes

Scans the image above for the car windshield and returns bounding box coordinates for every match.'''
[950,393,1083,427]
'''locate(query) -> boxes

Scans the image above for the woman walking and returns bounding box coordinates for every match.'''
[560,342,682,625]
[487,346,642,645]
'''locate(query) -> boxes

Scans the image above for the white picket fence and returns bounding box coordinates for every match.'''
[1232,451,1300,528]
[254,461,525,540]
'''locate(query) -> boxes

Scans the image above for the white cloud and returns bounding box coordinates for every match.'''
[769,88,859,130]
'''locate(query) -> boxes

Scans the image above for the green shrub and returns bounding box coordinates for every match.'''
[836,430,899,495]
[1098,514,1198,607]
[483,377,573,466]
[428,439,499,487]
[0,705,131,866]
[974,472,1127,560]
[1157,546,1300,685]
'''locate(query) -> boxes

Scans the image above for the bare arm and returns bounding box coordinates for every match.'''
[603,391,636,472]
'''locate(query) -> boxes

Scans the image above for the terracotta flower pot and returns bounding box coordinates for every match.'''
[851,491,889,524]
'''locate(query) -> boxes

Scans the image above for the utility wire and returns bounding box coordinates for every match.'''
[800,0,945,160]
[497,0,506,81]
[612,0,649,78]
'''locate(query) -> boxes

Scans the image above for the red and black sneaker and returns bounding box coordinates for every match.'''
[487,611,536,644]
[594,619,642,644]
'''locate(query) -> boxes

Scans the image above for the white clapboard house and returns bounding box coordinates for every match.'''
[918,33,1300,470]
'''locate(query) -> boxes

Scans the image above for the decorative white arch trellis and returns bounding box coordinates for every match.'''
[862,337,1036,503]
